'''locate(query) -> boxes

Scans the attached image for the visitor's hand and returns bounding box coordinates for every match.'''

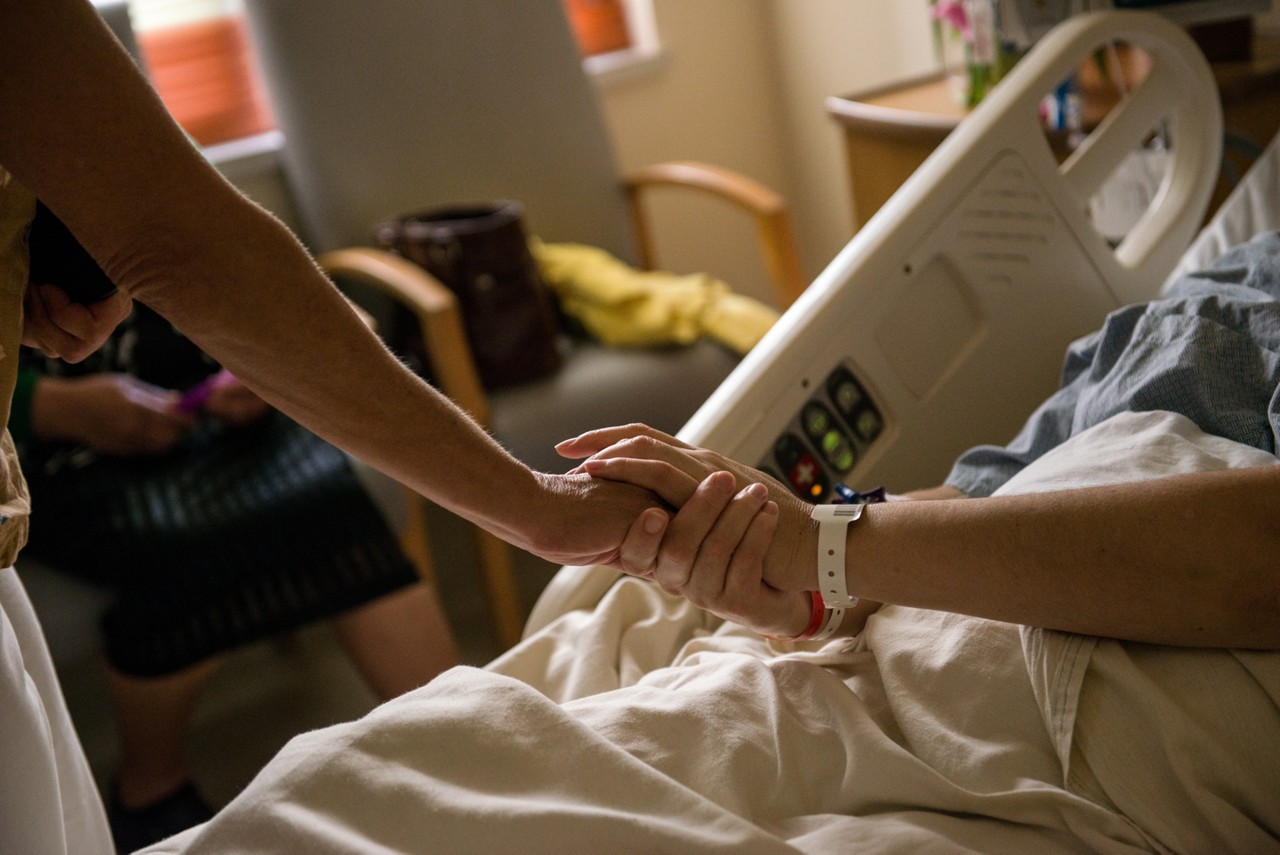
[556,424,819,594]
[508,469,668,570]
[32,373,195,456]
[22,284,133,363]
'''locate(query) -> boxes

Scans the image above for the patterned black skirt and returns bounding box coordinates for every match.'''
[21,413,418,677]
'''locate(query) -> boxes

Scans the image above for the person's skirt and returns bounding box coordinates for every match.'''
[20,413,420,677]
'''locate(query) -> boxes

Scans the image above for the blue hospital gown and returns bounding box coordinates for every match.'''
[946,230,1280,497]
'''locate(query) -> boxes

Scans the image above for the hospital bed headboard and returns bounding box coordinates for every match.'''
[526,11,1221,634]
[683,10,1220,496]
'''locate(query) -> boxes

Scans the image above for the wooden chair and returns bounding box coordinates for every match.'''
[318,160,804,649]
[243,0,806,648]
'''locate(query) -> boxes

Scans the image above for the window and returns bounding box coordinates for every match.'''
[562,0,664,82]
[96,0,657,155]
[107,0,275,147]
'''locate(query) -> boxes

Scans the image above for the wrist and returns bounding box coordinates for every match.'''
[772,590,823,641]
[811,503,863,609]
[769,591,845,643]
[486,466,555,552]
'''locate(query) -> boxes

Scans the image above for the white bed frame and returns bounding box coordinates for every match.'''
[527,11,1223,634]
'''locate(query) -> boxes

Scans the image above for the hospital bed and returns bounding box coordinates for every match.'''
[528,8,1228,634]
[142,10,1280,853]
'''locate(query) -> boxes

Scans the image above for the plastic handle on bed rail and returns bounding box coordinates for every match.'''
[1058,15,1220,276]
[959,11,1221,298]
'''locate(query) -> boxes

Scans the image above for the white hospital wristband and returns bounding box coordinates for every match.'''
[811,503,863,610]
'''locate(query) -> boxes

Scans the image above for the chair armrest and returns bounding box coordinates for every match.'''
[624,160,807,308]
[316,247,492,427]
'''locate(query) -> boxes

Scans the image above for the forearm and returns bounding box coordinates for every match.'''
[845,466,1280,648]
[0,2,540,542]
[123,198,538,540]
[820,485,962,636]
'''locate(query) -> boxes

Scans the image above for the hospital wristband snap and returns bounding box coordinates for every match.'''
[811,502,863,610]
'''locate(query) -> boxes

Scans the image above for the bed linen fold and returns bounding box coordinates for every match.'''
[141,411,1278,853]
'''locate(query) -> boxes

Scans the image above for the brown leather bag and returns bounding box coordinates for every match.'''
[374,201,563,389]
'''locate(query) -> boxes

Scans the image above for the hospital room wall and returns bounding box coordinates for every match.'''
[594,0,936,306]
[206,0,938,311]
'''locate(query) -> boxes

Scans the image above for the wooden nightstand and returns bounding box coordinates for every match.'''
[827,32,1280,231]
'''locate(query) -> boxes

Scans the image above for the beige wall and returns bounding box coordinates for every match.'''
[214,1,940,309]
[593,0,936,306]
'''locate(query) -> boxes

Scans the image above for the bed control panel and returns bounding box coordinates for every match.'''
[759,364,883,501]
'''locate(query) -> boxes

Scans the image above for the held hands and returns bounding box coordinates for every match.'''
[557,424,823,638]
[22,284,133,363]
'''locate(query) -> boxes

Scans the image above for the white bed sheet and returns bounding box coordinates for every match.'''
[1168,128,1280,286]
[141,412,1279,854]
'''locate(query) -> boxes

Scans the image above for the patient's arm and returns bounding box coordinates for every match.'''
[600,458,951,638]
[563,425,1280,649]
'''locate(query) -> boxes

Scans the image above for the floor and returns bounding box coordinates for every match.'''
[36,497,563,813]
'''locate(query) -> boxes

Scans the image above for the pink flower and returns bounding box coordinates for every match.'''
[932,0,972,41]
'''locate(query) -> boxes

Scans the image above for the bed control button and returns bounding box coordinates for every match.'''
[802,402,857,474]
[827,368,867,418]
[773,433,829,499]
[852,407,883,442]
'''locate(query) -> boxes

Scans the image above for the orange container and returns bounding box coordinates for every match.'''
[138,15,274,146]
[563,0,632,57]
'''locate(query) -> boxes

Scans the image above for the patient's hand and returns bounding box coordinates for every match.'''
[621,469,819,637]
[562,424,889,639]
[557,424,818,594]
[31,373,195,455]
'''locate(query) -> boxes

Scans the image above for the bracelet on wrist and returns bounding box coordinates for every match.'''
[811,484,887,610]
[771,591,844,643]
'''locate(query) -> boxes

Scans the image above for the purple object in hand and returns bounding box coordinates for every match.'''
[176,369,236,414]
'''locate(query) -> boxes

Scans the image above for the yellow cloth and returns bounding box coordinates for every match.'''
[532,240,779,356]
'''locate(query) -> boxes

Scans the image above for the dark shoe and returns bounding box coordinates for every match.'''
[107,780,215,853]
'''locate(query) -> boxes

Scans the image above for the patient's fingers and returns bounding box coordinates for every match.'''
[615,507,669,577]
[555,423,691,460]
[651,471,740,594]
[719,499,777,604]
[674,481,771,604]
[719,505,815,637]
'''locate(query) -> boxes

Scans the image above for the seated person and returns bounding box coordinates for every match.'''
[136,234,1279,853]
[12,305,460,852]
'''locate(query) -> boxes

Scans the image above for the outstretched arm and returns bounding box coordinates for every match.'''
[0,0,658,568]
[561,425,1280,649]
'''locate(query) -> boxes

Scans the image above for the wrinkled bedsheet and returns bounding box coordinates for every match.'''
[143,411,1279,854]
